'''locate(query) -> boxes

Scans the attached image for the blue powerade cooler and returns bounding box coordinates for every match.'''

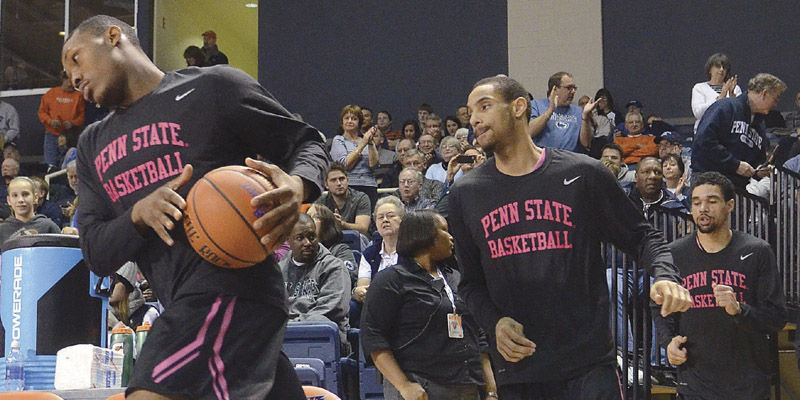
[0,234,109,390]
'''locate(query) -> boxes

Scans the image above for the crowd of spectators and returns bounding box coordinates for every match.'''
[1,46,799,397]
[282,52,799,396]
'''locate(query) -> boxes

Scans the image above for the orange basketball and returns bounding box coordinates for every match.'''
[183,165,275,269]
[302,386,341,400]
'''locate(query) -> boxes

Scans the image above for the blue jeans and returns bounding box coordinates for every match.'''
[606,267,665,365]
[43,132,60,167]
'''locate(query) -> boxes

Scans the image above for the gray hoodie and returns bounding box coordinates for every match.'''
[0,214,61,246]
[280,243,351,343]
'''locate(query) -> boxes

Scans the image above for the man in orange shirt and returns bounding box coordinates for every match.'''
[38,72,85,170]
[614,111,658,165]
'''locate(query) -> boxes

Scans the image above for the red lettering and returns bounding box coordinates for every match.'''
[157,122,170,144]
[533,199,543,217]
[561,204,573,227]
[524,200,535,220]
[536,232,547,249]
[734,271,747,289]
[102,181,118,202]
[496,238,506,257]
[710,270,720,285]
[107,140,118,166]
[169,123,185,146]
[94,153,105,181]
[481,215,492,238]
[121,170,135,193]
[542,200,553,221]
[554,230,563,248]
[116,135,127,159]
[142,125,154,148]
[135,164,150,186]
[166,154,178,176]
[520,234,530,252]
[508,202,519,224]
[145,161,159,183]
[132,127,143,151]
[156,158,169,180]
[546,231,557,249]
[499,205,510,227]
[551,201,563,223]
[510,235,522,254]
[148,124,162,146]
[114,175,127,196]
[173,151,183,175]
[488,240,497,258]
[129,168,142,191]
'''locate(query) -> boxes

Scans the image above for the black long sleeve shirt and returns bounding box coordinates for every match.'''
[449,148,680,385]
[76,66,329,308]
[655,231,786,400]
[360,261,486,385]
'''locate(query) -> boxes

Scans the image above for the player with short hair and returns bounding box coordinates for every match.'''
[62,15,329,400]
[656,171,786,400]
[450,75,692,399]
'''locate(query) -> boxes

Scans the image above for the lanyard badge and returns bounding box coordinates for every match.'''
[439,270,464,338]
[447,313,464,338]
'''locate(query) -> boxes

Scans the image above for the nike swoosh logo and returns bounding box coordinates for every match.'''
[740,252,754,261]
[563,176,581,185]
[175,88,196,101]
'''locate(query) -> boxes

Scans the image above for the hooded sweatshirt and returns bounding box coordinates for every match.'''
[0,214,61,246]
[279,243,351,343]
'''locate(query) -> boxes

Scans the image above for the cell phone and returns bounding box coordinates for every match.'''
[456,155,476,164]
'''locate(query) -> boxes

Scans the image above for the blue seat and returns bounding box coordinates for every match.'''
[290,357,325,387]
[357,331,384,400]
[283,321,342,395]
[342,229,362,252]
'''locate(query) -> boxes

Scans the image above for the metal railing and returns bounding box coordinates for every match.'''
[607,170,800,399]
[772,166,800,307]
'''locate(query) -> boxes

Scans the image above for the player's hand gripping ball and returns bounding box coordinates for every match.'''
[183,165,275,268]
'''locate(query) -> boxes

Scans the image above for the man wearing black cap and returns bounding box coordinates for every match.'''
[201,30,228,65]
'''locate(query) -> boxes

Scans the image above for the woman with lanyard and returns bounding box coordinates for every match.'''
[361,210,496,400]
[330,104,380,208]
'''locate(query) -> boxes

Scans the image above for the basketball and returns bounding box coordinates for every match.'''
[183,165,275,269]
[302,386,341,400]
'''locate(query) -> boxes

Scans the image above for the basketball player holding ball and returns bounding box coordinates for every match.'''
[62,15,328,400]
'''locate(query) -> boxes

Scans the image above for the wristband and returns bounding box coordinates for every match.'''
[487,391,498,398]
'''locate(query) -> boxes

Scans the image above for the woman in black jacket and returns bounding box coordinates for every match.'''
[361,210,496,400]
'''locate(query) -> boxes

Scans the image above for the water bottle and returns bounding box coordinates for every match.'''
[5,340,24,391]
[135,322,151,360]
[110,324,134,386]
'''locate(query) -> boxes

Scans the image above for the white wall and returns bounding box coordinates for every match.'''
[507,0,603,101]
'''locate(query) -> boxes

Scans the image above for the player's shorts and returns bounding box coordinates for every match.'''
[126,293,305,400]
